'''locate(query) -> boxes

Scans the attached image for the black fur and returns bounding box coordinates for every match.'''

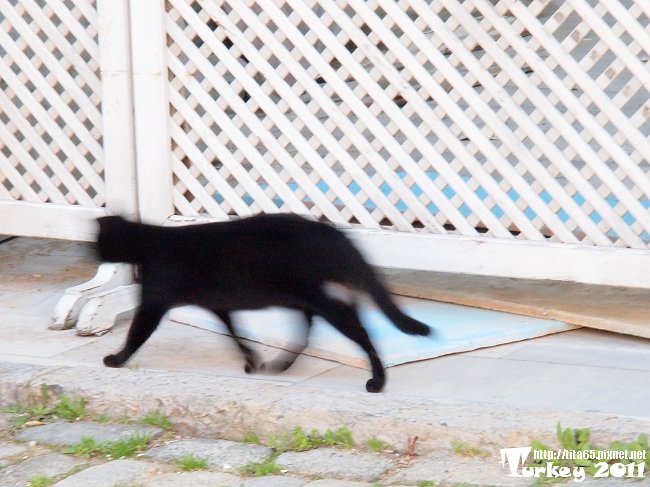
[96,214,432,392]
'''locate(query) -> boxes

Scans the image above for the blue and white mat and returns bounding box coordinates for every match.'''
[170,297,573,369]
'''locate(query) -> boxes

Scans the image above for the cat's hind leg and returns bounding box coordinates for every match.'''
[214,310,262,374]
[316,299,385,393]
[262,310,314,373]
[103,301,167,367]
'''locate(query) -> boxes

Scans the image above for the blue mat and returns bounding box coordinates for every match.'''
[170,297,574,369]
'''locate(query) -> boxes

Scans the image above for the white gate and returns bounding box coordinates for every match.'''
[129,0,650,287]
[1,0,650,331]
[0,0,138,238]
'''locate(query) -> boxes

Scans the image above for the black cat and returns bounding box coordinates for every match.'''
[96,214,432,392]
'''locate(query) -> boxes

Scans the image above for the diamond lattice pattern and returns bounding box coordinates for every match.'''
[0,0,104,207]
[165,0,650,247]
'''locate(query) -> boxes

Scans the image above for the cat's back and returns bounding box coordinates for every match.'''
[168,213,350,275]
[178,213,342,243]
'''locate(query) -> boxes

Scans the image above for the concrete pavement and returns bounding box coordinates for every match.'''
[1,236,650,485]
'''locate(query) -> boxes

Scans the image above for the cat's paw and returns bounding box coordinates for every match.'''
[103,354,124,368]
[365,378,385,393]
[244,360,265,374]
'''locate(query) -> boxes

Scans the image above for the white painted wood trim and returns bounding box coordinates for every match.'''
[49,263,133,330]
[76,284,139,336]
[346,228,650,290]
[129,0,174,224]
[0,201,105,241]
[164,214,650,289]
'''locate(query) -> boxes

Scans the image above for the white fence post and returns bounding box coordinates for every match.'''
[129,0,175,224]
[97,0,138,219]
[50,0,139,331]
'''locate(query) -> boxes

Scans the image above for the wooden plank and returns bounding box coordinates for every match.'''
[97,0,138,219]
[383,268,650,340]
[0,201,105,241]
[129,0,174,224]
[347,227,650,289]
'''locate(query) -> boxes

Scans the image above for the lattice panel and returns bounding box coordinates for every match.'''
[0,0,104,206]
[165,0,650,247]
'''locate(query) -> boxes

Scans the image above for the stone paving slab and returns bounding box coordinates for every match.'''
[145,438,272,469]
[301,481,373,487]
[53,459,164,487]
[580,479,650,486]
[0,453,86,487]
[146,472,308,487]
[0,426,648,486]
[0,442,26,459]
[386,451,650,486]
[0,443,25,469]
[142,471,244,486]
[0,414,11,435]
[241,475,306,487]
[276,448,393,482]
[15,421,163,446]
[387,451,521,487]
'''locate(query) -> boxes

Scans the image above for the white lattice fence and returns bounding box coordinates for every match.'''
[0,0,647,331]
[0,0,138,240]
[0,0,104,206]
[1,0,649,289]
[162,0,650,249]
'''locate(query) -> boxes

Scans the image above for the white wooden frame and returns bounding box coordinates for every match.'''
[347,228,650,290]
[166,215,650,290]
[129,0,175,224]
[158,0,650,288]
[1,0,649,335]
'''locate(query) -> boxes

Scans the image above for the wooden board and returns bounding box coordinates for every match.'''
[382,268,650,340]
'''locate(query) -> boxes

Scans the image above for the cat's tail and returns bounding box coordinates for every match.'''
[360,267,432,336]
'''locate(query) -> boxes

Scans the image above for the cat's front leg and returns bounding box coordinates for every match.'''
[103,301,167,367]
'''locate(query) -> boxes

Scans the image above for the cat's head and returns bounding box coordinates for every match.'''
[95,215,139,263]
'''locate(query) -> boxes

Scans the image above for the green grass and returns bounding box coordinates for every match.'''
[239,425,356,479]
[1,386,86,429]
[27,465,89,487]
[323,426,355,448]
[242,431,261,445]
[140,410,172,431]
[268,427,321,453]
[268,426,355,453]
[367,437,393,452]
[28,476,54,487]
[66,434,151,459]
[240,459,280,477]
[52,395,86,421]
[177,454,209,471]
[528,423,650,484]
[67,436,104,458]
[451,439,490,458]
[109,434,151,459]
